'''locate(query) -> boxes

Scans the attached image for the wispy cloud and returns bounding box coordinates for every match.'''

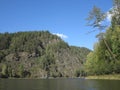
[53,33,68,39]
[106,11,112,21]
[106,7,117,22]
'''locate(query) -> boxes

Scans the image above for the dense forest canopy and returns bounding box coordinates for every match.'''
[85,0,120,75]
[1,0,120,79]
[0,31,91,78]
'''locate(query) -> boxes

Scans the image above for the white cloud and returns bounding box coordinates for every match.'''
[53,33,68,39]
[106,11,113,21]
[106,7,118,22]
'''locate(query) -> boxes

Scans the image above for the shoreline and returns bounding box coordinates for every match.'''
[85,74,120,80]
[1,74,120,80]
[0,77,85,80]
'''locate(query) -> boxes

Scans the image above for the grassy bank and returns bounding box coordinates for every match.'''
[85,74,120,80]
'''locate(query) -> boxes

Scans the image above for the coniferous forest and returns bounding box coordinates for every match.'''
[0,31,90,78]
[0,0,120,79]
[85,0,120,76]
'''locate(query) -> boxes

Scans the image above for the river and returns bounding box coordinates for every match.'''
[0,78,120,90]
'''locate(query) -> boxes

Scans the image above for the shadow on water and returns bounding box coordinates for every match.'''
[0,78,120,90]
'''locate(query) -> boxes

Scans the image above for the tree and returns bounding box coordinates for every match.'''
[86,1,119,61]
[85,0,120,75]
[86,6,106,31]
[110,0,120,28]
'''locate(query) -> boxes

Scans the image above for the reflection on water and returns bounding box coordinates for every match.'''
[0,78,120,90]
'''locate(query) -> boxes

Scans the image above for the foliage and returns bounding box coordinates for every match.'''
[86,6,106,30]
[0,31,90,78]
[0,64,8,78]
[85,0,120,76]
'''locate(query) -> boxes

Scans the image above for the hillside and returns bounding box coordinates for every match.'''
[0,31,91,78]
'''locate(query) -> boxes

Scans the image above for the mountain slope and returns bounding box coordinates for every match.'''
[0,31,91,78]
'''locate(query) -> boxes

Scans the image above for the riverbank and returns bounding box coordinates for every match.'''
[85,74,120,80]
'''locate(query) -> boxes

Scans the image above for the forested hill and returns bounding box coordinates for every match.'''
[0,31,91,78]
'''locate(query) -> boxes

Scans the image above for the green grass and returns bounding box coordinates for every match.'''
[85,74,120,80]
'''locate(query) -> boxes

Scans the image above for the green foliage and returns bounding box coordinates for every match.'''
[18,64,24,78]
[0,32,11,50]
[70,46,91,63]
[0,51,5,62]
[0,64,8,78]
[111,26,120,60]
[85,19,120,75]
[75,68,85,77]
[86,6,106,30]
[0,31,90,78]
[111,0,120,28]
[85,0,120,76]
[40,54,55,71]
[85,26,120,75]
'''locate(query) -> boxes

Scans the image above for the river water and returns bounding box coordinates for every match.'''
[0,78,120,90]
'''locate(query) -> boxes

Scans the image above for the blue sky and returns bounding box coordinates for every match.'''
[0,0,113,50]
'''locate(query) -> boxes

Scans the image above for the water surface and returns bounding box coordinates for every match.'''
[0,78,120,90]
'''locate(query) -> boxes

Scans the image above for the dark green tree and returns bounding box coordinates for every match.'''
[85,0,120,75]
